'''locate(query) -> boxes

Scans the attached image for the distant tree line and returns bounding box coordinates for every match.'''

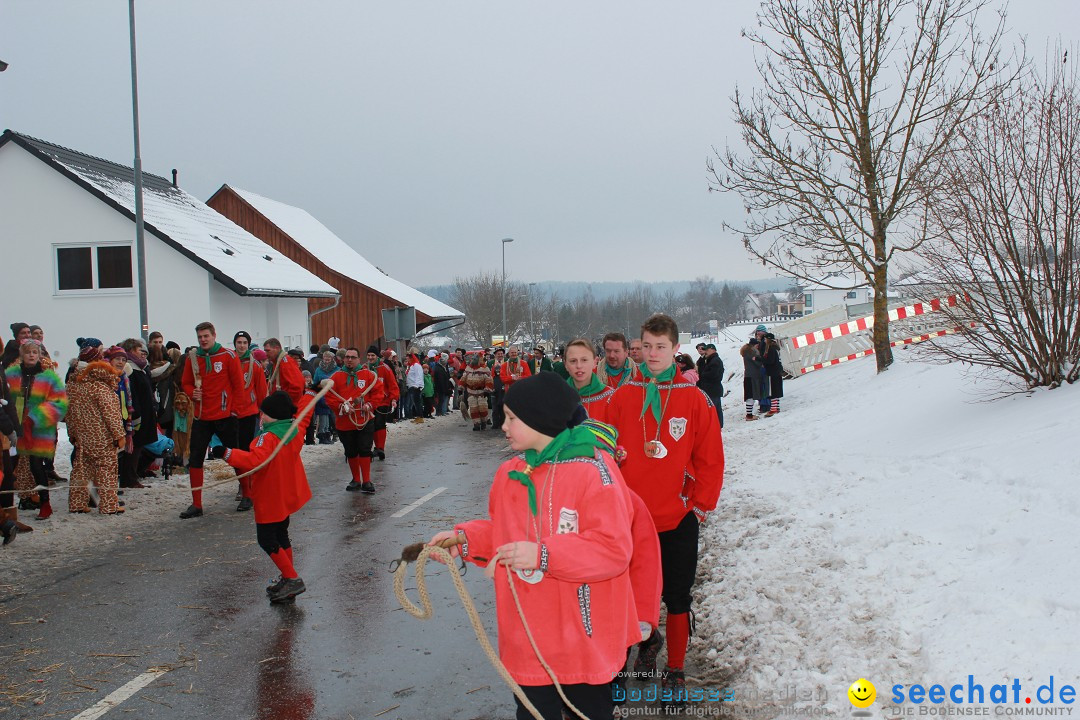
[448,275,754,348]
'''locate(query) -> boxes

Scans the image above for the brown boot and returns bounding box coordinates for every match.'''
[0,509,15,545]
[9,508,33,533]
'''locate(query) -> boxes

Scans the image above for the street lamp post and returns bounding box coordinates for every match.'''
[528,282,537,347]
[501,238,514,347]
[129,0,150,342]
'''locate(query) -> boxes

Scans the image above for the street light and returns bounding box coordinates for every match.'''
[129,0,149,342]
[528,282,537,347]
[501,238,514,347]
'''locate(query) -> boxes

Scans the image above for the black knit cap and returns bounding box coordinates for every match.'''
[260,390,297,420]
[234,330,252,344]
[503,372,581,438]
[367,345,380,355]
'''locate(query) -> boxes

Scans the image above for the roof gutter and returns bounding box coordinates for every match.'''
[307,295,341,349]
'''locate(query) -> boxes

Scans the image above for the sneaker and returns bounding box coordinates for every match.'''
[179,504,203,519]
[473,423,481,431]
[745,414,758,421]
[269,577,306,604]
[234,490,243,501]
[345,480,363,492]
[1,519,16,546]
[360,481,376,494]
[374,448,385,461]
[236,497,253,512]
[661,666,687,710]
[266,575,286,595]
[633,628,664,677]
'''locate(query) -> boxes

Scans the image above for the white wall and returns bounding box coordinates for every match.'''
[0,142,308,363]
[803,287,873,314]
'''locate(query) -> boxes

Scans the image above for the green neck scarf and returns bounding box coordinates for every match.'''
[343,367,362,387]
[508,426,603,515]
[639,362,676,423]
[605,362,627,377]
[196,342,223,373]
[569,373,606,398]
[259,418,298,446]
[238,349,252,361]
[366,361,380,373]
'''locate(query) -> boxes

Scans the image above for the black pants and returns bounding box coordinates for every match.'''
[1,454,15,509]
[15,455,50,506]
[514,682,614,720]
[255,516,291,556]
[120,447,143,487]
[372,407,389,432]
[657,510,699,615]
[339,424,375,459]
[188,417,239,469]
[237,414,259,452]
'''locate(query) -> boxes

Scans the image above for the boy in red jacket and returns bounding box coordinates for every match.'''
[264,338,305,406]
[430,372,639,720]
[324,347,379,494]
[607,313,725,707]
[180,322,244,519]
[232,330,268,512]
[366,346,398,460]
[213,389,314,604]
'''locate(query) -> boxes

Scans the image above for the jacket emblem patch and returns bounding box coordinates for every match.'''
[213,361,223,373]
[668,417,687,441]
[557,508,579,534]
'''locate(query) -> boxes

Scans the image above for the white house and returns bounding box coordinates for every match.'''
[0,130,339,364]
[801,271,873,314]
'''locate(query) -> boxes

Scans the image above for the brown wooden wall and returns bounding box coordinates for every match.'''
[207,186,434,351]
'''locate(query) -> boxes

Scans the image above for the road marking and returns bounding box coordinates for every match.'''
[391,486,447,518]
[70,669,167,720]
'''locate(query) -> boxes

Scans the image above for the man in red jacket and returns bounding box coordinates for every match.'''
[180,321,245,519]
[264,338,305,406]
[325,348,379,494]
[499,346,532,390]
[232,330,268,512]
[607,313,725,708]
[366,346,398,460]
[213,389,314,604]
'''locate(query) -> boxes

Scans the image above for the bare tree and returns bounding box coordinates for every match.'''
[918,51,1080,390]
[449,272,528,347]
[709,0,1007,372]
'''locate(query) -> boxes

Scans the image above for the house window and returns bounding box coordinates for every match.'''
[846,291,858,299]
[804,293,813,308]
[55,244,133,293]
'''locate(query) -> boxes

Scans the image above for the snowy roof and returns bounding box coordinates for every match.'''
[804,271,870,291]
[226,186,462,322]
[1,130,338,298]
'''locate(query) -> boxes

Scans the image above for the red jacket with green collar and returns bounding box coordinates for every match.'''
[181,345,244,422]
[233,354,268,420]
[607,372,725,532]
[455,451,640,686]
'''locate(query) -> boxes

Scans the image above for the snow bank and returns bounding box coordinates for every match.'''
[691,348,1079,714]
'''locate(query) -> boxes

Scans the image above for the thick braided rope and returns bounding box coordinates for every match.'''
[393,543,590,720]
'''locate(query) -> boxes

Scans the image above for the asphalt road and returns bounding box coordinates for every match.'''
[1,418,521,720]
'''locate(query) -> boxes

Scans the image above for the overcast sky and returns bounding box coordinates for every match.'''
[1,1,1072,288]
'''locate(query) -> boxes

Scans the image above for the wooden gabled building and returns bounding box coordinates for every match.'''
[207,185,463,349]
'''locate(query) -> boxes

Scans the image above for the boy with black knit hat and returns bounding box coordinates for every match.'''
[430,372,640,720]
[232,330,267,512]
[607,313,725,708]
[212,389,314,604]
[364,345,398,460]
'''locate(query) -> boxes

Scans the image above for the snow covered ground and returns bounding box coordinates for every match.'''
[688,344,1079,715]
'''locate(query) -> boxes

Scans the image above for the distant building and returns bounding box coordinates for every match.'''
[0,130,337,362]
[741,291,805,322]
[801,272,872,314]
[207,186,463,349]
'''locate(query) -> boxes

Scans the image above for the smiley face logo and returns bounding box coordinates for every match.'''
[848,678,876,708]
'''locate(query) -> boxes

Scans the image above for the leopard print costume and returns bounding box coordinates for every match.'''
[65,362,126,514]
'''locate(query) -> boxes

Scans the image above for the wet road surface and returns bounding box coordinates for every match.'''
[1,418,521,720]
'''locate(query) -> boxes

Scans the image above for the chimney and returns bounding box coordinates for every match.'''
[171,169,178,187]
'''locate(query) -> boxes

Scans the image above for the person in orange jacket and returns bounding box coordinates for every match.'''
[213,389,314,604]
[430,373,639,720]
[264,338,305,406]
[232,330,268,512]
[324,348,379,494]
[180,322,244,520]
[366,346,399,460]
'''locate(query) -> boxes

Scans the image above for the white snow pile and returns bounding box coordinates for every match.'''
[691,349,1079,715]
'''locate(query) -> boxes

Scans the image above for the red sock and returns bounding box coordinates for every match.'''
[285,546,293,564]
[347,456,361,482]
[359,456,372,482]
[269,549,297,579]
[374,429,386,451]
[189,467,204,508]
[666,612,690,669]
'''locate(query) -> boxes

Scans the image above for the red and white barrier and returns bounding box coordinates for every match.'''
[799,326,968,374]
[790,296,961,349]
